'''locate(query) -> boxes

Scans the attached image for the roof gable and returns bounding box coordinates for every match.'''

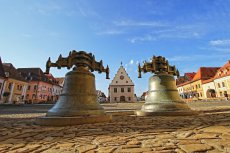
[214,60,230,79]
[110,65,134,86]
[192,67,220,81]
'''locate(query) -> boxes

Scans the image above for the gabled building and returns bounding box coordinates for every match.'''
[45,73,62,102]
[176,72,196,98]
[213,61,230,98]
[96,90,107,103]
[56,77,65,87]
[18,68,53,103]
[0,58,6,103]
[177,67,220,99]
[2,63,28,104]
[108,64,136,102]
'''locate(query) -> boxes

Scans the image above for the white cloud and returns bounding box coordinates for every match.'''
[127,23,203,43]
[31,2,62,16]
[168,54,228,62]
[97,29,124,35]
[128,35,156,43]
[129,60,134,65]
[114,20,167,27]
[209,39,230,46]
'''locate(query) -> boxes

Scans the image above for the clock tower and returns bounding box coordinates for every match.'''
[108,63,136,102]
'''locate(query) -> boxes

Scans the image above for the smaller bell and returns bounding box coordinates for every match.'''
[136,56,196,116]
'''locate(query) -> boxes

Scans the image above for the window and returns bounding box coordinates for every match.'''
[114,97,117,101]
[222,82,225,87]
[126,81,128,83]
[128,97,131,101]
[114,88,117,93]
[218,83,221,88]
[27,85,30,90]
[220,92,223,96]
[195,85,198,89]
[198,84,200,88]
[34,85,37,90]
[116,81,118,83]
[128,87,131,92]
[121,88,124,92]
[200,93,202,97]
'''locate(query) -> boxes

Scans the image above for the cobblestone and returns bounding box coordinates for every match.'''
[0,102,230,152]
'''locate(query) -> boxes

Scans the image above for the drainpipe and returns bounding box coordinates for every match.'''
[34,81,39,104]
[0,79,6,102]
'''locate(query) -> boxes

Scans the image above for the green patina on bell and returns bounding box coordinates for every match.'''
[136,56,196,116]
[36,50,111,126]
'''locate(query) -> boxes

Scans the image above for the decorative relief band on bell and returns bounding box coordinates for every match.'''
[61,93,97,96]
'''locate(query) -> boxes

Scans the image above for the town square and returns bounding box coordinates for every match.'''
[1,0,230,153]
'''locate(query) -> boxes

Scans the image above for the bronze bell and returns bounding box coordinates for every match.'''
[36,51,111,126]
[136,56,196,116]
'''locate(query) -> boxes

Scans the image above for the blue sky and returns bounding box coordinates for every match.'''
[0,0,230,96]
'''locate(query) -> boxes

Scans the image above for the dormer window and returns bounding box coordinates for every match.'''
[5,72,9,78]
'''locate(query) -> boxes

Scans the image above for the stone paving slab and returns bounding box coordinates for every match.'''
[0,102,230,152]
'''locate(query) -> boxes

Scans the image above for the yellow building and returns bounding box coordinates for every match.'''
[2,63,28,104]
[176,72,196,99]
[177,67,219,100]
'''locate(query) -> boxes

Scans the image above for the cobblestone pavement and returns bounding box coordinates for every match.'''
[0,102,230,153]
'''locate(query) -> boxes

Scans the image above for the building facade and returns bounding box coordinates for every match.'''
[108,64,136,102]
[1,63,28,104]
[213,61,230,99]
[176,63,230,100]
[18,68,54,103]
[45,73,62,102]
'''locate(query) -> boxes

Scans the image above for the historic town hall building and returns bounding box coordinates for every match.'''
[108,64,136,102]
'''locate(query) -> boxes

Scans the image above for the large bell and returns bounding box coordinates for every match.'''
[36,51,111,126]
[136,56,196,116]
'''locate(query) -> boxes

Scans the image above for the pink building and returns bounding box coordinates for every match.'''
[18,68,53,103]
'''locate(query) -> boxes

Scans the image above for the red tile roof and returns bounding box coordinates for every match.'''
[17,68,51,83]
[45,73,59,86]
[192,67,220,81]
[176,72,196,85]
[214,60,230,79]
[3,63,27,82]
[185,72,196,80]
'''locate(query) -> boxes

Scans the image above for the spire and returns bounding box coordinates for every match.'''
[121,61,123,66]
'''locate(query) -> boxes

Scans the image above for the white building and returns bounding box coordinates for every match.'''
[202,78,216,98]
[108,64,136,102]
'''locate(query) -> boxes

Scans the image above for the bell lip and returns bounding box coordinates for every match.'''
[35,114,112,126]
[135,110,198,116]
